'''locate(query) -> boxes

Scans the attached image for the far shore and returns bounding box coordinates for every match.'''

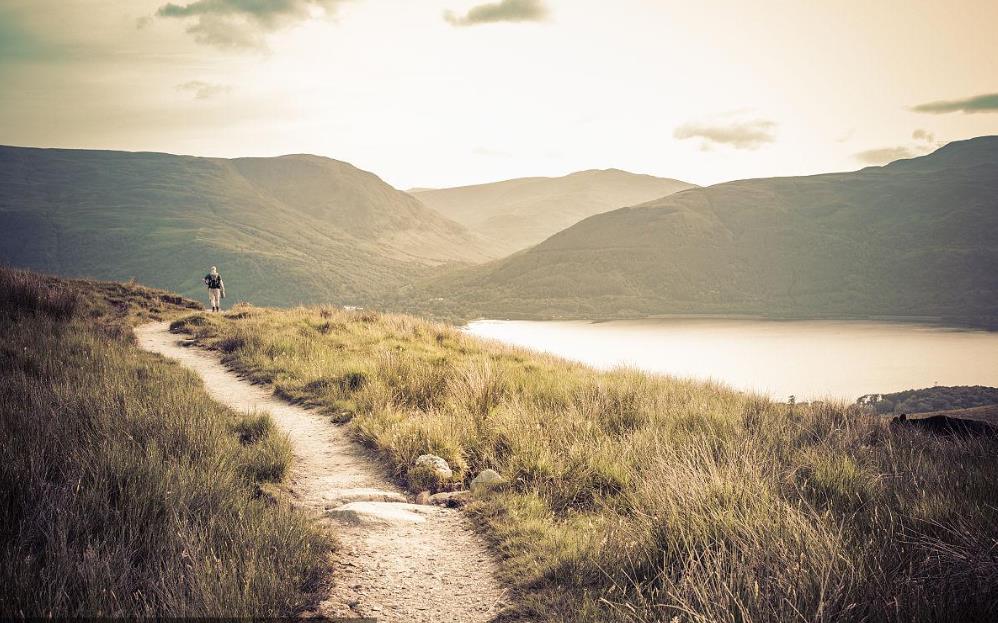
[464,312,998,331]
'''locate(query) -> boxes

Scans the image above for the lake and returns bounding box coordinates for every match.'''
[463,318,998,401]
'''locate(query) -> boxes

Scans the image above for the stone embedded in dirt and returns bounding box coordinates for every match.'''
[429,491,472,508]
[327,501,439,525]
[414,454,453,479]
[470,469,503,492]
[325,487,408,507]
[415,490,432,505]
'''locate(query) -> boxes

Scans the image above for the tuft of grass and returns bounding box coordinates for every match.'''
[173,303,998,622]
[238,431,294,484]
[232,412,293,483]
[0,268,330,617]
[233,411,274,444]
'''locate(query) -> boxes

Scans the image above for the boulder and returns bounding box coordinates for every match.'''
[471,469,503,492]
[415,490,432,505]
[408,454,454,491]
[414,454,453,479]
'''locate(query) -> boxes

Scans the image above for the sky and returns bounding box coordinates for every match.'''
[1,0,997,189]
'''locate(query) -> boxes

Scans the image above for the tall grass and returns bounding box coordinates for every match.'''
[174,304,998,622]
[0,267,79,319]
[0,268,330,617]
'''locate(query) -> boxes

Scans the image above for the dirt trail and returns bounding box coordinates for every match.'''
[136,322,506,622]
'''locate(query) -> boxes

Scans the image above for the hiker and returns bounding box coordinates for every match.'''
[203,266,225,312]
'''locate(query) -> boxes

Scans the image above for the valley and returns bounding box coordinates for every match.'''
[0,146,493,306]
[412,169,695,255]
[411,137,998,326]
[5,139,997,328]
[4,2,997,620]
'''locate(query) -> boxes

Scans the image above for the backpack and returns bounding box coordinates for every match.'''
[205,273,222,289]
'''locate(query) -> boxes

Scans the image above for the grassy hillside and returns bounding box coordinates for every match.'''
[0,268,330,617]
[173,303,998,622]
[411,137,998,325]
[413,169,695,255]
[0,146,492,308]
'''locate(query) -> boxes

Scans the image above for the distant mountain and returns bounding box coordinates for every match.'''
[0,146,491,306]
[411,169,696,255]
[411,137,998,325]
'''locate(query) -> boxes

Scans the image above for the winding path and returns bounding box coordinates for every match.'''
[136,322,506,622]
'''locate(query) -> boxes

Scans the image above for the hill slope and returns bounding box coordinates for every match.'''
[171,299,998,622]
[0,267,329,616]
[0,146,491,306]
[414,137,998,324]
[412,169,695,255]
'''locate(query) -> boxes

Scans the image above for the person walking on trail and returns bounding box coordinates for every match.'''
[204,266,225,312]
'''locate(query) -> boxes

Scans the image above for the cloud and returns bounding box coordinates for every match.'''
[673,119,777,150]
[854,146,916,165]
[444,0,548,26]
[177,80,231,100]
[473,146,511,157]
[156,0,347,49]
[911,93,998,114]
[856,129,945,165]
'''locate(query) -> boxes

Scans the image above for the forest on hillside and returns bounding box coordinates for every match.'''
[857,385,998,414]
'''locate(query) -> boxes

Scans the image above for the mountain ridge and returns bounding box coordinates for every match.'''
[412,168,696,255]
[408,136,998,325]
[0,145,492,306]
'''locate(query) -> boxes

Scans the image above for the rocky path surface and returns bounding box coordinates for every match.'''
[136,322,506,622]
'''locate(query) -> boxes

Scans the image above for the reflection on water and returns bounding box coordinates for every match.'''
[464,318,998,401]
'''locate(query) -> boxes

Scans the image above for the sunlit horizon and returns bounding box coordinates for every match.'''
[2,0,998,190]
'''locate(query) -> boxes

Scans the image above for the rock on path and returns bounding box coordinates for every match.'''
[136,322,505,622]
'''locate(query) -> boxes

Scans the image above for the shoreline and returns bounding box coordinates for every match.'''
[465,313,998,332]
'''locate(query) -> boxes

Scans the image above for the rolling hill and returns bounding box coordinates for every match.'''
[0,146,492,306]
[412,169,695,255]
[858,385,998,415]
[410,137,998,325]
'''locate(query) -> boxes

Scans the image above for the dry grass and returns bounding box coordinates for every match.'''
[172,303,998,622]
[0,268,331,617]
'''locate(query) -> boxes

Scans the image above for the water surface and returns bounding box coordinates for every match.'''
[464,318,998,401]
